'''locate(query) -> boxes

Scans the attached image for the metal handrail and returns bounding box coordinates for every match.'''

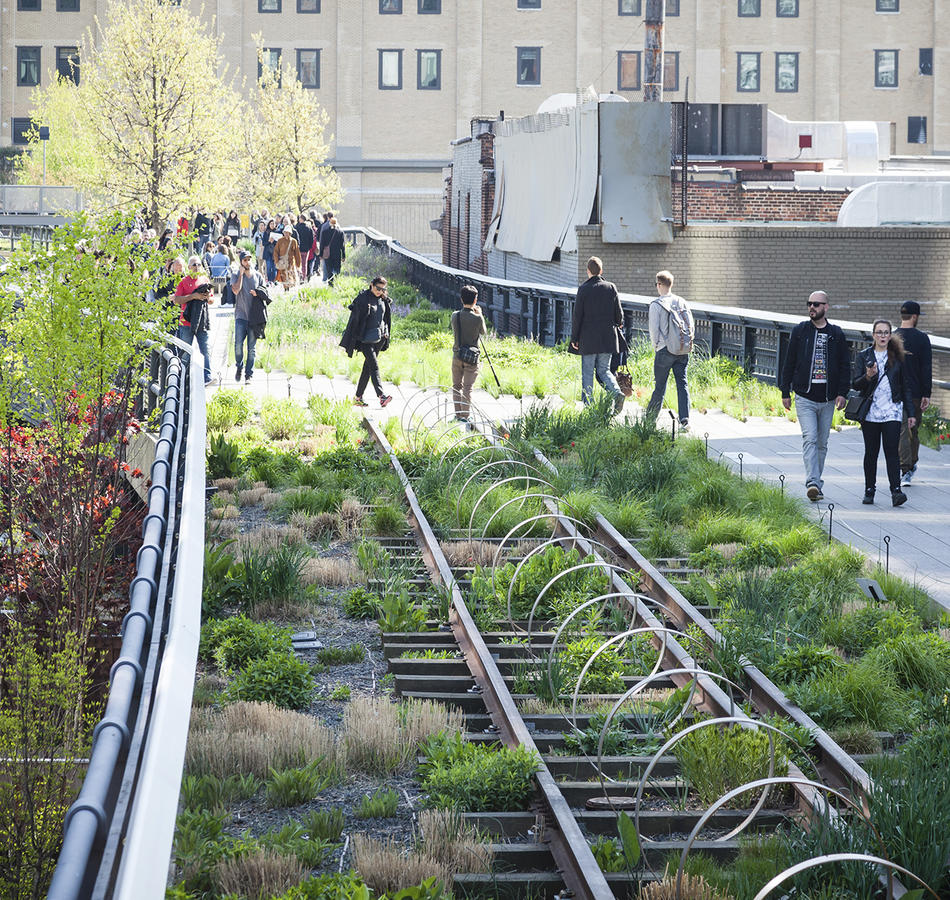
[47,338,205,900]
[343,226,950,393]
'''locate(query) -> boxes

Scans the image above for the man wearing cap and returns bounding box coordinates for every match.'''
[230,250,263,384]
[896,300,932,486]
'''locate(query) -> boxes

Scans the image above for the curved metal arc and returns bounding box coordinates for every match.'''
[445,443,517,485]
[399,388,441,448]
[752,854,939,900]
[436,430,493,468]
[504,537,612,633]
[675,777,885,900]
[526,562,632,645]
[457,460,551,524]
[467,478,554,539]
[476,491,565,543]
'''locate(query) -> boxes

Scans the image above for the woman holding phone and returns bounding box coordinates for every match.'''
[852,319,916,506]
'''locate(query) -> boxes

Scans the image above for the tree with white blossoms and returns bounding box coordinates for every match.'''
[237,43,343,216]
[21,0,243,229]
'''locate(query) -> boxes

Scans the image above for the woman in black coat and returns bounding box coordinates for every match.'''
[852,319,916,506]
[340,276,392,408]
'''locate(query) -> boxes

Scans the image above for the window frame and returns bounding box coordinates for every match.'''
[17,0,40,10]
[55,46,80,84]
[663,51,680,91]
[378,48,403,89]
[618,0,640,13]
[296,48,320,88]
[418,0,440,11]
[379,0,402,12]
[296,0,319,12]
[417,49,441,90]
[17,47,41,87]
[258,48,282,83]
[517,46,541,85]
[737,51,761,92]
[919,48,933,76]
[517,0,542,7]
[617,50,642,91]
[258,0,280,12]
[56,0,79,9]
[666,0,680,14]
[738,0,760,16]
[907,116,927,144]
[876,0,899,11]
[775,51,799,92]
[11,117,35,145]
[776,0,798,16]
[874,49,899,88]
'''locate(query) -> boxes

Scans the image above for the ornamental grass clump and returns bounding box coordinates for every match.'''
[351,835,450,899]
[215,849,306,900]
[342,696,463,775]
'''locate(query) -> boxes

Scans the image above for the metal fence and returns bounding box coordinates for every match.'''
[346,226,950,395]
[47,336,206,900]
[0,185,82,215]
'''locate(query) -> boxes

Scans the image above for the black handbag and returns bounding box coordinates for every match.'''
[844,387,874,422]
[458,345,480,365]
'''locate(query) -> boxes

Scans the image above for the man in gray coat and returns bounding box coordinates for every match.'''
[570,256,624,413]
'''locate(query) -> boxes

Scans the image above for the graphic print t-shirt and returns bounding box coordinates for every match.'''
[802,326,830,402]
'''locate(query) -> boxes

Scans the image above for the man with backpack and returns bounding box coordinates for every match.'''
[646,270,694,429]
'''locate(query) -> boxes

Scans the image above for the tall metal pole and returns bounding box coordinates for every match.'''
[643,0,666,102]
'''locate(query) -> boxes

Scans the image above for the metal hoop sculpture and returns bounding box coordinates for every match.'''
[446,443,522,486]
[399,388,444,449]
[500,537,614,630]
[752,854,939,900]
[435,430,495,468]
[467,479,557,538]
[525,562,633,646]
[476,492,569,544]
[633,716,799,852]
[676,777,888,900]
[457,461,552,524]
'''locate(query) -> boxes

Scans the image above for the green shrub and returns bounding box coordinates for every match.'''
[822,604,921,656]
[559,638,629,694]
[265,760,337,807]
[355,787,399,819]
[257,821,333,868]
[281,485,342,516]
[343,586,382,619]
[300,807,345,842]
[367,501,405,536]
[687,546,729,573]
[866,630,950,692]
[418,732,539,811]
[233,544,307,615]
[180,773,259,813]
[730,540,783,570]
[200,615,293,670]
[260,397,309,440]
[269,872,370,900]
[773,644,842,686]
[207,389,254,432]
[226,651,314,709]
[328,685,351,701]
[379,589,429,633]
[675,722,789,807]
[202,543,240,620]
[207,432,242,480]
[590,836,628,873]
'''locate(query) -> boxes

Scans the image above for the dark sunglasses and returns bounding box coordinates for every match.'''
[807,301,826,308]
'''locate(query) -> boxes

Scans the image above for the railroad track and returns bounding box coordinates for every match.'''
[359,390,933,900]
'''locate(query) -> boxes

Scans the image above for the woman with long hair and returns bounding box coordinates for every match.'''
[262,218,278,283]
[852,319,916,506]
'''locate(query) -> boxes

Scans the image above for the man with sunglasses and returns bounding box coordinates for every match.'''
[779,290,850,501]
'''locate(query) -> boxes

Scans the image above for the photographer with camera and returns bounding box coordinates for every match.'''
[451,285,486,424]
[175,254,214,385]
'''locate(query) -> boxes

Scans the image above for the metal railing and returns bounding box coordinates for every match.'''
[47,336,206,900]
[345,226,950,395]
[0,185,83,215]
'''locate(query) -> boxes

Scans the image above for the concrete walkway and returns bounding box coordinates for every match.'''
[201,297,950,613]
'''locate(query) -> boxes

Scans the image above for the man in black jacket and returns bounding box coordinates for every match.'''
[570,257,624,413]
[896,300,932,486]
[779,290,850,501]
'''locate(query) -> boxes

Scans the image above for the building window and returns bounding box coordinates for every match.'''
[619,0,640,12]
[296,49,320,88]
[876,0,898,10]
[517,0,542,7]
[775,52,798,91]
[919,48,933,75]
[17,0,40,10]
[908,116,927,143]
[11,117,36,145]
[258,48,281,83]
[56,0,79,9]
[737,52,760,91]
[56,47,80,84]
[617,51,641,90]
[380,0,401,11]
[258,0,280,11]
[297,0,319,11]
[776,0,798,15]
[417,50,441,89]
[875,49,898,87]
[517,47,541,84]
[418,0,440,10]
[379,49,403,89]
[738,0,760,16]
[664,51,680,91]
[666,0,679,14]
[17,48,41,87]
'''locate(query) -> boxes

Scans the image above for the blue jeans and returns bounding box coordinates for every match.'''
[177,325,211,383]
[265,255,276,283]
[646,348,690,423]
[795,396,836,490]
[581,353,620,405]
[234,318,257,378]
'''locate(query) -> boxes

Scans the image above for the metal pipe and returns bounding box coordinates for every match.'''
[644,0,666,102]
